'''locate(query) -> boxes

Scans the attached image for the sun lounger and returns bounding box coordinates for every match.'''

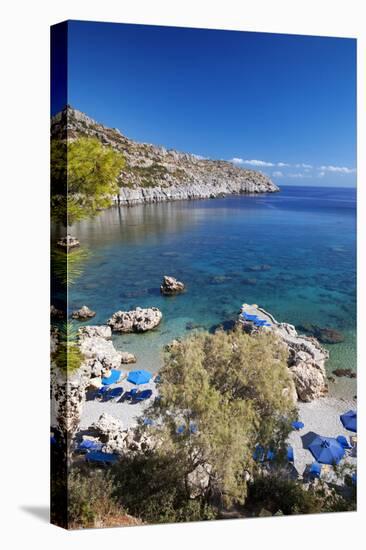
[266,450,275,461]
[78,439,103,452]
[96,386,109,400]
[287,446,294,462]
[124,388,138,401]
[253,445,265,462]
[336,435,352,449]
[134,389,153,402]
[103,387,123,401]
[246,315,260,322]
[143,418,154,426]
[85,451,118,465]
[309,462,322,478]
[291,421,304,430]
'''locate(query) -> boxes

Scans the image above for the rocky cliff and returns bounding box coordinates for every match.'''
[51,106,279,206]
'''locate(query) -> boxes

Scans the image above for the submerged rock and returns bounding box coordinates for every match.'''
[160,275,185,295]
[71,305,96,320]
[120,351,137,364]
[56,234,80,250]
[332,368,356,379]
[247,264,272,272]
[108,307,162,333]
[297,324,345,344]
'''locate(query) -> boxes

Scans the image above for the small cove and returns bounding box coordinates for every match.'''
[66,185,356,398]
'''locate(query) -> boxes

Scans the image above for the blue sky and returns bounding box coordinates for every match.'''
[57,21,356,187]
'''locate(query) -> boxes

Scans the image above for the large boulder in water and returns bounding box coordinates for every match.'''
[160,275,185,295]
[71,305,96,320]
[107,307,162,333]
[56,234,80,250]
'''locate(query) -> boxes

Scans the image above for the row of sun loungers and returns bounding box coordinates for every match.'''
[241,311,272,327]
[96,386,153,403]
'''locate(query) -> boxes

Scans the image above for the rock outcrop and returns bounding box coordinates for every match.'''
[186,464,212,499]
[90,413,158,456]
[56,234,80,250]
[108,307,162,333]
[71,305,96,320]
[51,326,137,445]
[240,304,329,402]
[78,325,112,340]
[51,304,65,320]
[51,106,279,207]
[79,332,124,377]
[160,275,185,295]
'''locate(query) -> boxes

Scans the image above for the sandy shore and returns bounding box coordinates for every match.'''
[79,380,357,480]
[287,396,357,480]
[79,378,158,431]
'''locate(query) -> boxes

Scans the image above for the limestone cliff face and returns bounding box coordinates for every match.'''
[51,106,279,205]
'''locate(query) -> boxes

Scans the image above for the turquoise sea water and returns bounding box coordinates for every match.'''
[67,186,356,397]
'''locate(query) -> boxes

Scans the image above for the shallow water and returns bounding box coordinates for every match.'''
[67,186,356,397]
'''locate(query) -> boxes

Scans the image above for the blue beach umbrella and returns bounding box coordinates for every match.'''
[308,435,345,465]
[101,368,122,385]
[127,369,152,385]
[340,410,357,433]
[292,421,305,430]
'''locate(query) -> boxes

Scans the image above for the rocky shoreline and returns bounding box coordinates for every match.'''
[50,300,356,489]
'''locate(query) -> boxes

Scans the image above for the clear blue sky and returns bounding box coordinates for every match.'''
[55,20,356,187]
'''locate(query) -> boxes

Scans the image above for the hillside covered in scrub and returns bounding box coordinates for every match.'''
[51,106,279,206]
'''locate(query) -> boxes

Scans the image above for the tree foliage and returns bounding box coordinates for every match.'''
[149,328,297,507]
[51,137,124,226]
[52,322,84,374]
[51,246,91,287]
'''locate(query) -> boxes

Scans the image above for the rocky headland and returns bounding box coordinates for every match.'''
[240,304,329,402]
[51,106,279,206]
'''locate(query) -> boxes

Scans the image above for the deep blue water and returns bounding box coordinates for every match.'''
[69,186,356,395]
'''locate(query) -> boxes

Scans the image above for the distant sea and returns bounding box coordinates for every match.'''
[68,185,357,398]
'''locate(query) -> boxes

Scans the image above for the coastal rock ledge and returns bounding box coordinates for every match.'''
[108,307,163,333]
[51,106,279,207]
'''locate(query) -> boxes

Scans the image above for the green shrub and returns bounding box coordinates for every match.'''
[111,452,216,524]
[68,468,126,529]
[246,473,356,516]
